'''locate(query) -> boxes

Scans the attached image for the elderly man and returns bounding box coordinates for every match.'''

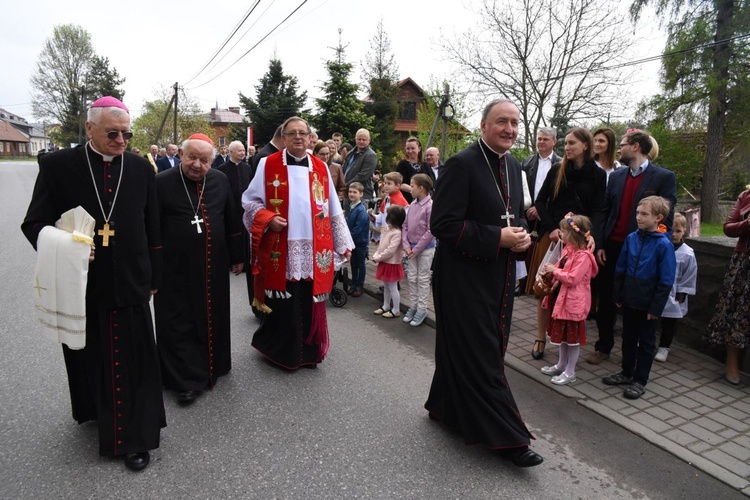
[22,96,164,472]
[342,128,378,210]
[425,99,543,467]
[154,134,244,405]
[156,143,180,172]
[421,146,442,185]
[242,116,354,370]
[216,140,255,309]
[247,145,257,163]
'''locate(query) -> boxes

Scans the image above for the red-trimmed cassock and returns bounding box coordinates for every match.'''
[241,150,354,369]
[425,139,535,450]
[22,144,165,457]
[154,167,243,392]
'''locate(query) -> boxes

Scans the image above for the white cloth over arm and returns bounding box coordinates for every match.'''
[34,206,95,349]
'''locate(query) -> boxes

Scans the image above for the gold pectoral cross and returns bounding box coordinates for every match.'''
[98,223,115,247]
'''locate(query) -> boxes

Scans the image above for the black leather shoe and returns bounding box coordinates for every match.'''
[531,340,546,360]
[124,451,150,471]
[501,447,544,468]
[177,390,199,405]
[301,363,318,369]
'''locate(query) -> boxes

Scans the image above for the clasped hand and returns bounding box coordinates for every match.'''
[501,226,531,252]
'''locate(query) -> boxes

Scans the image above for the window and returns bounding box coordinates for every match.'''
[219,136,226,146]
[399,102,417,121]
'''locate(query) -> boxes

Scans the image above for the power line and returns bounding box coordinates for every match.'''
[183,0,263,87]
[187,0,308,91]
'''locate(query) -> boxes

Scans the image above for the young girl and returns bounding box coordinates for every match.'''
[372,205,406,318]
[401,173,435,326]
[656,213,697,362]
[370,172,409,242]
[539,213,598,385]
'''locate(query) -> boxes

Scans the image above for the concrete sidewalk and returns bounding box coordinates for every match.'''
[353,251,750,495]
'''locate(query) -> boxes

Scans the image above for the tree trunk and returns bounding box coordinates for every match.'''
[700,0,734,223]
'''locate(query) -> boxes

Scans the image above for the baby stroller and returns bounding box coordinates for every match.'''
[329,267,349,307]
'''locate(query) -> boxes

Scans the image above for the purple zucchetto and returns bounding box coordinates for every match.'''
[91,96,129,113]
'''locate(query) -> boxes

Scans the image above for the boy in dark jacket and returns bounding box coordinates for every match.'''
[602,196,676,399]
[346,182,370,296]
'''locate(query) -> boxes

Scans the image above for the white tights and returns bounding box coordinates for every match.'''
[382,281,400,311]
[554,343,580,377]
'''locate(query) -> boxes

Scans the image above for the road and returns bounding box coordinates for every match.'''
[0,160,742,499]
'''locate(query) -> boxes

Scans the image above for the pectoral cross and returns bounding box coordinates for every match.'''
[34,277,47,297]
[98,223,115,247]
[267,174,288,214]
[191,215,204,234]
[501,210,515,226]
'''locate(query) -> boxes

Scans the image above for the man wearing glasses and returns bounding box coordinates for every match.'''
[22,96,165,471]
[585,130,677,365]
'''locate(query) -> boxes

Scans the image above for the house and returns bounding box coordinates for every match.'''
[206,107,247,147]
[0,108,52,156]
[0,120,30,157]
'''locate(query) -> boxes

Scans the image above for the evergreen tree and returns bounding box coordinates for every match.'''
[313,30,373,142]
[362,19,399,169]
[87,56,126,101]
[238,59,308,146]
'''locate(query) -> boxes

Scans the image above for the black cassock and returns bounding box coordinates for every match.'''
[154,167,243,392]
[22,145,165,457]
[425,140,534,449]
[216,159,253,306]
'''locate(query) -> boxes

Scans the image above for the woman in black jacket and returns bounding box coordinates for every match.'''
[529,127,606,359]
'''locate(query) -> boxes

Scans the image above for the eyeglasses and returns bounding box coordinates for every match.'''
[91,122,133,140]
[284,131,309,138]
[618,143,630,149]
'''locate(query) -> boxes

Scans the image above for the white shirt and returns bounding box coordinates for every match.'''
[431,166,440,180]
[534,152,554,201]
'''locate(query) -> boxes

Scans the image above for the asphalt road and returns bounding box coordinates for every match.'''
[0,160,742,499]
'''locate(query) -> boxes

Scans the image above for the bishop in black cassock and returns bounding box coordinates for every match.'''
[155,134,244,405]
[21,97,164,472]
[425,100,543,467]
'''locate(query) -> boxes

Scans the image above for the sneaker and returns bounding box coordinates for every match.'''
[603,372,633,386]
[584,351,610,365]
[654,347,669,362]
[541,365,563,376]
[403,308,417,323]
[410,310,428,327]
[382,310,401,318]
[551,372,577,385]
[373,308,390,315]
[623,382,646,399]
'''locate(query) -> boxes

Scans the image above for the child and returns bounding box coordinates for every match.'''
[370,172,409,242]
[603,196,676,399]
[539,213,598,385]
[372,205,406,318]
[656,212,697,362]
[401,173,436,327]
[345,182,370,298]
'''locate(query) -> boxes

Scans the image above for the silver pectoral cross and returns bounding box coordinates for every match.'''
[191,215,204,234]
[501,210,515,226]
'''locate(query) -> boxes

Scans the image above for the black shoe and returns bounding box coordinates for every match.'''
[501,447,544,468]
[177,390,199,405]
[623,382,646,399]
[531,340,546,360]
[603,372,633,386]
[124,451,150,471]
[301,363,318,369]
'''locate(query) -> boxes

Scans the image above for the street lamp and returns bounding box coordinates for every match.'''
[441,103,455,158]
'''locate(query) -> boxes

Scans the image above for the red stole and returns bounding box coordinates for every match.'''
[250,151,336,312]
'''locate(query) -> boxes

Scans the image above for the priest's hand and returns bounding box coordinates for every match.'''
[269,216,287,232]
[502,226,531,252]
[232,263,244,275]
[343,250,352,263]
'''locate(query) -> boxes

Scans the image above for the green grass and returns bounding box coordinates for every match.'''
[699,222,725,237]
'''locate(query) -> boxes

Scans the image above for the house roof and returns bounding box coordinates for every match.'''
[396,77,426,97]
[0,120,30,142]
[207,109,246,124]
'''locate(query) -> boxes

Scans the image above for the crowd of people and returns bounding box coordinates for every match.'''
[21,95,749,475]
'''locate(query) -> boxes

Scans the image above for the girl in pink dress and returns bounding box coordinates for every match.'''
[539,213,598,385]
[372,205,406,318]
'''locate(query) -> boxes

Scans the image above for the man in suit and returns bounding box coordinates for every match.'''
[342,128,378,210]
[584,130,677,365]
[145,144,160,171]
[420,146,442,186]
[156,144,180,173]
[251,125,283,179]
[211,145,228,168]
[521,127,561,224]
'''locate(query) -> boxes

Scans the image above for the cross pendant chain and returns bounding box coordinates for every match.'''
[98,222,115,246]
[191,215,204,234]
[501,210,515,225]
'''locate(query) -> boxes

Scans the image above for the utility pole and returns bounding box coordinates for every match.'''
[441,83,451,158]
[426,82,450,152]
[173,82,179,146]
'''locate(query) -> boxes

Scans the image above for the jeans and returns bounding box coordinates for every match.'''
[621,307,657,385]
[350,242,368,290]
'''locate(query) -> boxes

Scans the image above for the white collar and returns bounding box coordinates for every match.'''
[87,142,116,162]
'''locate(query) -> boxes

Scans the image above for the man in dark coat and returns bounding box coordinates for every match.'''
[22,96,164,472]
[341,128,378,211]
[156,144,180,172]
[216,140,255,311]
[154,133,244,405]
[251,125,283,179]
[211,145,228,168]
[425,99,543,468]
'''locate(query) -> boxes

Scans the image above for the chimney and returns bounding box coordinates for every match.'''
[228,107,240,114]
[210,108,216,120]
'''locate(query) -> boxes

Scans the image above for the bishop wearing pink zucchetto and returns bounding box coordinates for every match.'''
[22,96,166,472]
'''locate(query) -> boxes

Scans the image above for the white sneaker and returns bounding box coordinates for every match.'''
[410,310,428,327]
[403,308,417,323]
[654,347,670,362]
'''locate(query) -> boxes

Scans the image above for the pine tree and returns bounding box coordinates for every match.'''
[238,59,308,146]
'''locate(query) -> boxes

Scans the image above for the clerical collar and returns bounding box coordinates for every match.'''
[479,138,507,158]
[286,151,308,166]
[88,142,116,162]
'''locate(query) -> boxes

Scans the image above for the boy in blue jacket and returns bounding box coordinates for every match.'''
[345,182,370,297]
[603,196,676,399]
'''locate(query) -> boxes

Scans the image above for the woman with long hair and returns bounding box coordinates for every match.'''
[396,136,423,204]
[592,127,621,185]
[313,140,346,201]
[528,127,606,360]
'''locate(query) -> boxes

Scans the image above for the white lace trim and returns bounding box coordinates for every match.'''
[332,212,354,254]
[287,239,315,280]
